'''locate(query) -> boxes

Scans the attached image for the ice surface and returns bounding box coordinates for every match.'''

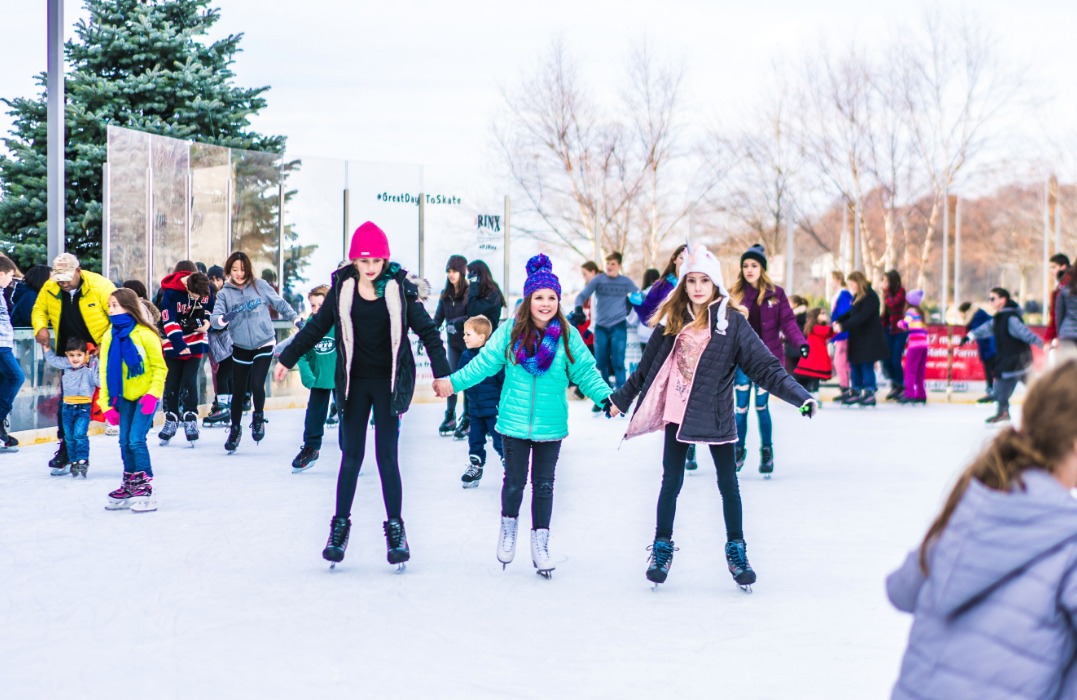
[0,399,1009,699]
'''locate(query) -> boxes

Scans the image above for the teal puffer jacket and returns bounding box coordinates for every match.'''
[450,322,611,441]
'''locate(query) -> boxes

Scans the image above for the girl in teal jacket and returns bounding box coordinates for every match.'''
[435,255,611,578]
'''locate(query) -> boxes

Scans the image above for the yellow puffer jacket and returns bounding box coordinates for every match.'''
[32,270,116,345]
[96,324,167,412]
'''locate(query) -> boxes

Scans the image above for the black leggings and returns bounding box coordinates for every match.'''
[657,423,743,541]
[231,346,273,426]
[336,377,401,519]
[163,356,202,415]
[501,436,561,530]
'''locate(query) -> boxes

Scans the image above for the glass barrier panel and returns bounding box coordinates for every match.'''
[106,166,149,288]
[190,143,231,273]
[8,330,63,432]
[149,135,191,295]
[231,149,282,299]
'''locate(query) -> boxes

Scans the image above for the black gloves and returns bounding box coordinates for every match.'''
[800,344,810,359]
[958,335,970,347]
[568,306,587,326]
[602,397,614,418]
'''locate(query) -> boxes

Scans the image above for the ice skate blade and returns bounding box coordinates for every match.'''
[739,584,753,594]
[329,562,337,571]
[763,474,772,480]
[105,499,131,511]
[292,465,316,474]
[396,563,406,573]
[131,499,157,513]
[461,481,479,489]
[50,467,70,476]
[0,446,18,453]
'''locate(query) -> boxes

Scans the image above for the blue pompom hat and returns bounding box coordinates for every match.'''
[523,254,561,299]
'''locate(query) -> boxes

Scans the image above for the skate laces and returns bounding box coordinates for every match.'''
[725,541,748,569]
[534,530,551,560]
[384,519,406,549]
[328,517,350,547]
[647,540,678,568]
[500,519,517,550]
[465,462,482,478]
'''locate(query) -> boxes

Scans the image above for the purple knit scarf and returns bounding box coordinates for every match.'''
[513,318,563,376]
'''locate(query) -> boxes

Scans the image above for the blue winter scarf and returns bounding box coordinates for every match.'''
[107,313,144,406]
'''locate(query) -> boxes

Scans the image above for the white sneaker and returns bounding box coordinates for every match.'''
[497,516,518,567]
[531,528,555,578]
[105,423,120,436]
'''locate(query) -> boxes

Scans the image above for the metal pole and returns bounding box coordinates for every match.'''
[785,211,795,291]
[47,0,65,263]
[853,199,861,271]
[1044,178,1051,316]
[954,196,961,307]
[503,195,511,302]
[941,190,949,320]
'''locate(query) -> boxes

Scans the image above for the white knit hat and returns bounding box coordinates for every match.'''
[677,239,732,332]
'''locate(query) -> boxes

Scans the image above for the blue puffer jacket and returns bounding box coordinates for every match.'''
[887,469,1077,700]
[458,347,504,418]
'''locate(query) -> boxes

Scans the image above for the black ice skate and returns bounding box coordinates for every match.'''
[224,424,243,453]
[834,387,853,403]
[326,404,339,427]
[0,422,19,453]
[976,392,997,404]
[685,444,698,471]
[646,537,678,589]
[70,459,89,478]
[725,539,756,593]
[183,411,199,445]
[759,445,774,478]
[48,439,67,468]
[250,411,266,443]
[384,518,410,570]
[438,409,456,437]
[858,390,877,408]
[839,389,862,407]
[158,412,179,445]
[986,411,1011,426]
[323,515,351,569]
[885,385,904,401]
[735,446,747,473]
[453,415,470,441]
[292,445,319,473]
[461,455,483,488]
[51,461,72,476]
[202,397,230,428]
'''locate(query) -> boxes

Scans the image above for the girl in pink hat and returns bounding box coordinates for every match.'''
[275,222,452,570]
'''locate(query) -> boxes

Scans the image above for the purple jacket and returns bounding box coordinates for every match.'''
[740,284,806,361]
[887,469,1077,700]
[630,274,676,326]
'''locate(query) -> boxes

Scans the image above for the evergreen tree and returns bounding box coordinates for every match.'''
[0,0,284,272]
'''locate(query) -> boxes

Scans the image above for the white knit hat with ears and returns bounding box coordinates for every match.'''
[678,239,732,332]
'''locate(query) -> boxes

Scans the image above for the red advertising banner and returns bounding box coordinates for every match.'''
[922,324,1047,390]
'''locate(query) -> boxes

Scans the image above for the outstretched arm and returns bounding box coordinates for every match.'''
[734,324,811,408]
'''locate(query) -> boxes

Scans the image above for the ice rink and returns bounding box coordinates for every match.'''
[0,398,1008,699]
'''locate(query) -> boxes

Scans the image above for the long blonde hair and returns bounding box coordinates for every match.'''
[729,265,775,305]
[651,278,748,336]
[846,271,872,304]
[919,360,1077,574]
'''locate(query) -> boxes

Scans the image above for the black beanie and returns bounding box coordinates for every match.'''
[446,255,468,275]
[740,244,767,271]
[207,265,224,279]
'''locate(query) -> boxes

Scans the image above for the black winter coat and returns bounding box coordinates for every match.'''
[458,347,504,418]
[610,303,811,445]
[466,284,505,334]
[433,292,469,351]
[835,288,891,366]
[280,265,451,417]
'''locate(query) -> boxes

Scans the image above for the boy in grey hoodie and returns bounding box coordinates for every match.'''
[44,337,100,477]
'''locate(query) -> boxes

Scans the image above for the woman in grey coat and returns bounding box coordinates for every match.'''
[211,251,299,452]
[887,359,1077,700]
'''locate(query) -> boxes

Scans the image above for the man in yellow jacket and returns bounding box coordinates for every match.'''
[31,253,116,468]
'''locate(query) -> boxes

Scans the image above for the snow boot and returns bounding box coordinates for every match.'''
[127,472,156,513]
[384,518,410,568]
[453,415,470,441]
[203,395,230,428]
[323,515,351,567]
[0,422,19,452]
[685,444,698,471]
[734,446,747,473]
[497,516,519,568]
[759,445,774,477]
[292,445,319,473]
[438,409,456,437]
[183,411,200,444]
[158,412,179,444]
[70,459,89,479]
[646,537,678,586]
[531,528,555,578]
[461,455,483,488]
[725,538,756,592]
[106,472,135,510]
[48,439,67,468]
[225,424,243,453]
[250,411,266,443]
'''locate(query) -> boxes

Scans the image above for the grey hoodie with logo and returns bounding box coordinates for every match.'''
[210,278,298,351]
[887,469,1077,700]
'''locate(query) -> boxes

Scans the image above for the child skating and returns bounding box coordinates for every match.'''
[291,285,338,473]
[434,255,612,578]
[607,242,815,591]
[456,315,505,488]
[793,308,834,404]
[43,338,99,476]
[98,289,167,513]
[897,290,928,405]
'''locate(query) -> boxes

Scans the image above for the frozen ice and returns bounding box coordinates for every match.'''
[0,399,1008,698]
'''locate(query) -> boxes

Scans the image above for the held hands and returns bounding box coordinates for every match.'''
[799,399,818,419]
[799,344,810,359]
[832,323,842,334]
[432,378,455,398]
[273,363,290,383]
[35,328,50,348]
[138,395,158,416]
[568,306,587,326]
[604,398,621,419]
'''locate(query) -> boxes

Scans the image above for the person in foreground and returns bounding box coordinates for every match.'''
[275,222,451,570]
[98,289,167,513]
[434,254,612,579]
[886,359,1077,700]
[608,242,816,591]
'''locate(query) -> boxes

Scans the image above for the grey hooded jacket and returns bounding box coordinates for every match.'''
[887,469,1077,700]
[210,278,297,351]
[43,349,100,399]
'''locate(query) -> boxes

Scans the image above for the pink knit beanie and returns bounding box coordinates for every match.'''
[348,222,390,260]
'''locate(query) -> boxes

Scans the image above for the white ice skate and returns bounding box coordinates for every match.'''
[497,516,518,568]
[531,528,555,579]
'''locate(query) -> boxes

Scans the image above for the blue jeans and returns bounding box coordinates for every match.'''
[594,322,628,390]
[61,403,91,462]
[468,413,503,466]
[851,362,877,392]
[0,347,25,424]
[734,367,772,448]
[116,397,155,476]
[885,332,908,387]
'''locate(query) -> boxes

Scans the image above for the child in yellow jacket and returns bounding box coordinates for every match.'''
[97,289,167,513]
